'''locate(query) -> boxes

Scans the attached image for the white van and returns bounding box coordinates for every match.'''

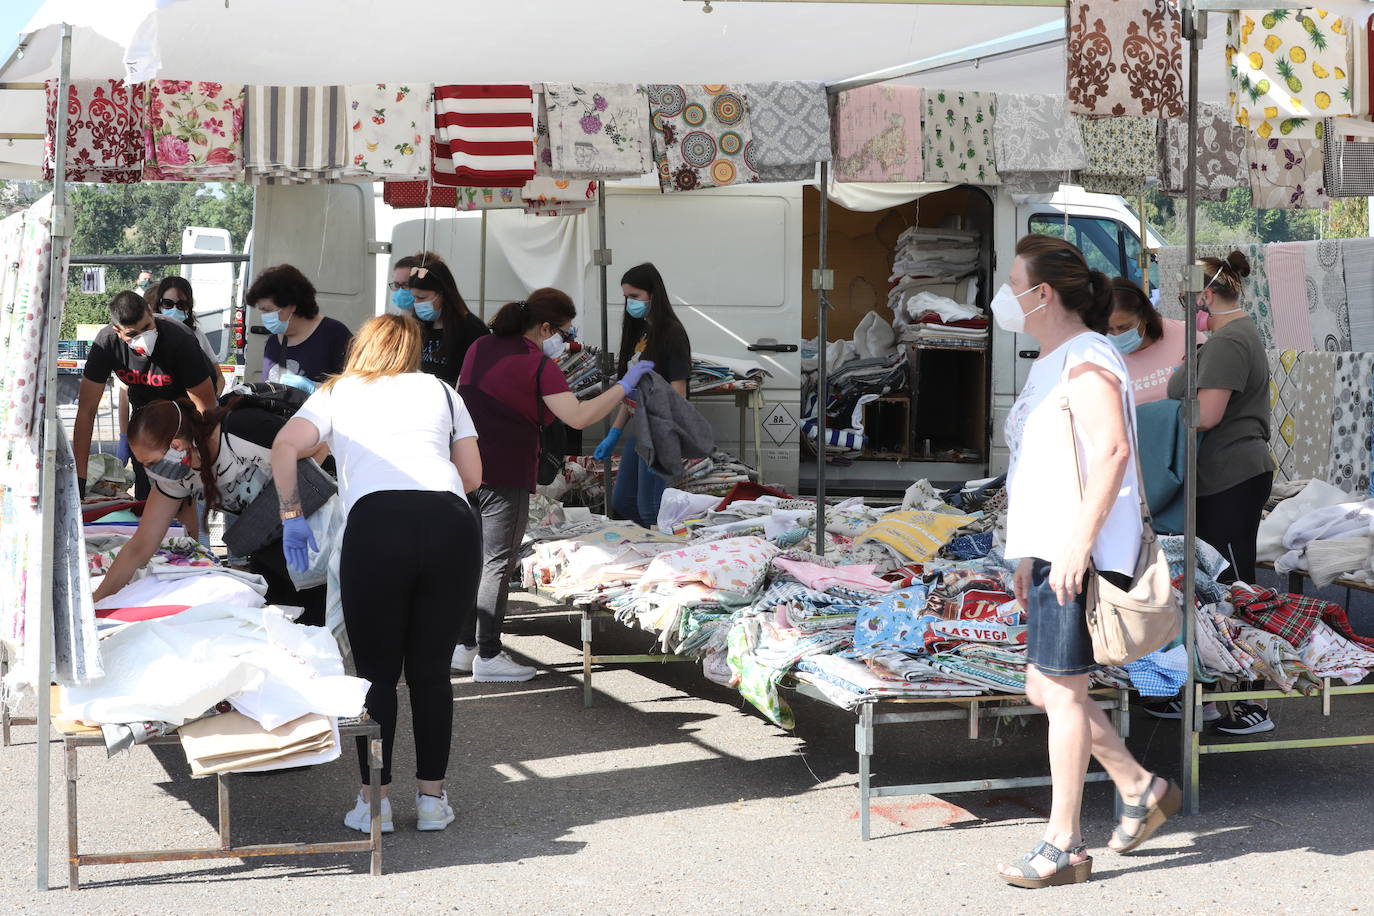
[245,180,1163,498]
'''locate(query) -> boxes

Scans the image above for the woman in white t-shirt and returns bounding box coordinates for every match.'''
[272,314,483,836]
[994,235,1181,889]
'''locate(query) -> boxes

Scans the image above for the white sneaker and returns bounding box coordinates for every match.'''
[416,791,455,831]
[471,651,537,683]
[343,791,393,834]
[450,644,479,674]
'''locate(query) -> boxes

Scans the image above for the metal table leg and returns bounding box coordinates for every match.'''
[856,702,874,841]
[582,608,594,708]
[369,738,383,877]
[65,743,79,890]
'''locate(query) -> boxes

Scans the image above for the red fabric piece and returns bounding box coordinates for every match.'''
[383,180,458,209]
[94,605,190,623]
[1230,586,1374,650]
[433,84,536,188]
[714,482,793,511]
[955,589,1014,620]
[83,500,146,523]
[912,314,988,328]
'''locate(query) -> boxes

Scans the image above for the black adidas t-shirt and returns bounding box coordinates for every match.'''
[83,316,214,409]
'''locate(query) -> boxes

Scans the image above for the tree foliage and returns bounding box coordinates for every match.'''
[1145,187,1367,247]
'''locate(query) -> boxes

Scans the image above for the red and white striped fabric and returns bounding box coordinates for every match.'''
[433,84,536,187]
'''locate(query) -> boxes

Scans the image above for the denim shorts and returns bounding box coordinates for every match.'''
[1025,558,1098,676]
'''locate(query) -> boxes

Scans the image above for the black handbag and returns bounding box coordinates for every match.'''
[534,356,567,487]
[223,458,338,557]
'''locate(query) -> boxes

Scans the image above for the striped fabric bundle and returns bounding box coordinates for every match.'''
[243,86,363,184]
[433,85,537,187]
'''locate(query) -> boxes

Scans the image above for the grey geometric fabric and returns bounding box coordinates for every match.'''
[743,81,832,168]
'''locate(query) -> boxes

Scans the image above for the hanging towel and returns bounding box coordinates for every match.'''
[1268,348,1302,481]
[992,93,1086,192]
[44,79,145,182]
[1306,239,1351,350]
[1066,0,1185,117]
[1158,103,1248,200]
[831,84,923,183]
[1077,115,1158,195]
[539,83,652,178]
[628,373,716,480]
[1326,351,1374,495]
[1267,242,1314,350]
[1248,135,1328,210]
[922,89,999,185]
[741,81,831,182]
[1135,399,1201,535]
[1290,351,1338,480]
[143,80,245,181]
[1342,238,1374,350]
[1228,9,1353,140]
[647,84,760,192]
[433,84,536,188]
[53,426,101,686]
[520,177,597,216]
[344,83,432,179]
[243,86,360,184]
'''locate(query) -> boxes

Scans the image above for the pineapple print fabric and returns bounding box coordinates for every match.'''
[1229,9,1353,140]
[922,90,1000,184]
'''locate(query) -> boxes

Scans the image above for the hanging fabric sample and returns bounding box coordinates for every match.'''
[1247,135,1328,209]
[381,140,523,210]
[741,81,832,182]
[1342,237,1374,351]
[520,178,597,216]
[344,83,433,180]
[1077,115,1158,194]
[1325,351,1374,495]
[44,79,145,182]
[53,426,101,685]
[1268,349,1302,481]
[1290,351,1337,480]
[646,84,760,192]
[1266,242,1314,350]
[1306,239,1351,350]
[1238,242,1277,347]
[142,80,246,181]
[1158,103,1248,199]
[433,84,537,188]
[539,83,652,178]
[243,86,362,184]
[1066,0,1186,117]
[992,93,1087,193]
[922,89,999,184]
[1321,121,1374,197]
[1228,9,1353,140]
[830,84,923,183]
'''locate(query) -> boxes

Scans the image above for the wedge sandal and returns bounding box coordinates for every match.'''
[1110,774,1182,854]
[1000,840,1093,889]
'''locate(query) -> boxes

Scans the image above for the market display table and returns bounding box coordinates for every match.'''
[59,714,384,889]
[578,602,694,708]
[1256,560,1374,603]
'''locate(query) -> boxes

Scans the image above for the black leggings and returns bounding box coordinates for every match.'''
[340,490,481,785]
[1197,471,1273,585]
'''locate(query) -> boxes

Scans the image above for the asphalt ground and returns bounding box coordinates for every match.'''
[0,580,1371,915]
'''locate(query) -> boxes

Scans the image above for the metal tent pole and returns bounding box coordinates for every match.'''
[597,181,610,359]
[35,22,73,892]
[814,160,833,556]
[478,211,488,321]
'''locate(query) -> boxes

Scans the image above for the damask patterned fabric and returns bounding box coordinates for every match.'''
[922,89,999,184]
[1306,239,1351,350]
[1228,9,1353,140]
[1341,238,1374,350]
[647,84,760,192]
[344,83,432,179]
[44,79,145,182]
[539,83,653,178]
[143,80,245,181]
[1247,136,1327,210]
[1325,352,1374,495]
[1066,0,1185,117]
[993,94,1088,188]
[830,84,923,183]
[1157,103,1248,200]
[1266,242,1314,350]
[1321,122,1374,197]
[741,81,831,182]
[1077,115,1159,194]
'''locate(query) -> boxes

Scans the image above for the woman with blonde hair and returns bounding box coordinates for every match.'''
[272,313,482,835]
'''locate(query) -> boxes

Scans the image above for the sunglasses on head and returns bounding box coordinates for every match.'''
[409,266,429,280]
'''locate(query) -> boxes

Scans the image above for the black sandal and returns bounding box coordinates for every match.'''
[999,840,1093,889]
[1110,774,1182,854]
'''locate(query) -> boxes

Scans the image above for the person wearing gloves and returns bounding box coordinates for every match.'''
[248,264,354,385]
[272,314,483,835]
[400,259,489,386]
[594,263,692,528]
[456,288,655,681]
[90,396,327,625]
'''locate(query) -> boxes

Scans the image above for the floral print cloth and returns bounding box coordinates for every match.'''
[142,81,244,180]
[1228,8,1353,140]
[922,89,999,185]
[647,84,760,192]
[345,83,432,179]
[634,536,780,606]
[44,79,145,182]
[0,196,66,441]
[993,93,1087,192]
[1077,115,1158,195]
[831,85,923,182]
[741,81,831,182]
[1158,102,1249,200]
[1247,135,1327,209]
[538,83,652,178]
[1067,0,1186,117]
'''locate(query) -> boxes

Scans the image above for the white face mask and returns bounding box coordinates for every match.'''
[542,333,568,360]
[990,283,1045,333]
[128,328,158,357]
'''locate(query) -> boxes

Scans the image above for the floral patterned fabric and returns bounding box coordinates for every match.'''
[44,79,145,182]
[344,83,432,179]
[0,197,66,441]
[520,177,597,216]
[830,85,923,183]
[1066,0,1185,117]
[1228,8,1353,140]
[922,89,999,184]
[1077,115,1159,194]
[634,536,780,606]
[1157,102,1249,200]
[141,81,244,181]
[993,93,1087,192]
[1239,242,1277,347]
[1247,135,1328,209]
[647,84,760,192]
[539,83,652,178]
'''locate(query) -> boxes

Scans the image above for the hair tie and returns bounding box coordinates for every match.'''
[517,300,528,313]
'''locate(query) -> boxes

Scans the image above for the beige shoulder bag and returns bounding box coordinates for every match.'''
[1059,394,1181,666]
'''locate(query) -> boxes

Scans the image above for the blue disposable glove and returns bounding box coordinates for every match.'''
[593,427,622,461]
[116,433,131,465]
[617,359,657,397]
[282,516,318,572]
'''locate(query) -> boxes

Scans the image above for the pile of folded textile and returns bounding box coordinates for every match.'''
[887,226,986,349]
[800,351,907,457]
[690,354,771,395]
[558,344,607,399]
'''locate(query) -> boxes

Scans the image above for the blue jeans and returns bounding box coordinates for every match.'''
[612,435,667,529]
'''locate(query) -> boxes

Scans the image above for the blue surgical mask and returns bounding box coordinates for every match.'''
[414,300,438,322]
[391,288,415,310]
[162,307,188,323]
[260,309,288,335]
[625,298,648,319]
[1108,326,1143,355]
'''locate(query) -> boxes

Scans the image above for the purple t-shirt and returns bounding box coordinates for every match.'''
[458,334,570,492]
[263,316,353,383]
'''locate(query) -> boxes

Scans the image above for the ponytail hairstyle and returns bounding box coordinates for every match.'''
[156,276,197,329]
[1013,234,1113,334]
[128,397,238,513]
[1108,277,1164,344]
[1197,250,1250,303]
[618,262,688,377]
[489,287,577,338]
[403,259,472,356]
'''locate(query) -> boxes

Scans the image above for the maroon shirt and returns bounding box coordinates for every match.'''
[458,334,570,492]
